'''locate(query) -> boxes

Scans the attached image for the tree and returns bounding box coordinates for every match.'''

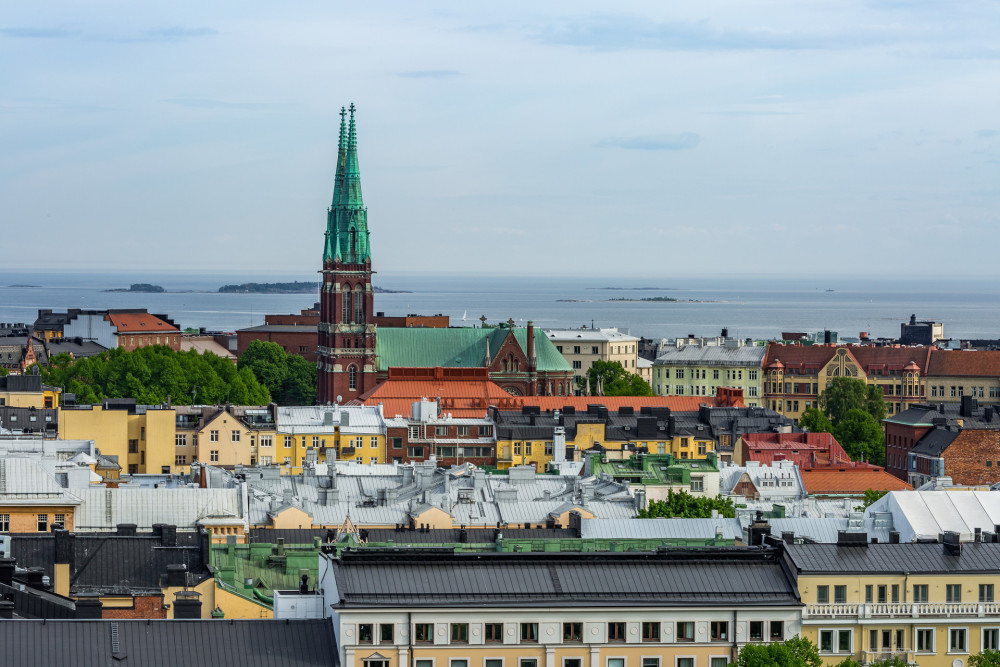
[237,340,317,405]
[584,360,654,397]
[865,384,888,423]
[833,409,885,465]
[856,488,889,511]
[799,407,833,433]
[733,636,821,667]
[0,366,7,377]
[637,490,736,518]
[970,649,1000,667]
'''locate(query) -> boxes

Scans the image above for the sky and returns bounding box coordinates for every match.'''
[2,1,999,277]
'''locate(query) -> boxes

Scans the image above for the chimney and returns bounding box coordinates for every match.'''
[527,321,535,366]
[161,525,177,547]
[53,528,75,598]
[165,564,188,588]
[116,523,137,536]
[172,590,203,619]
[74,593,104,619]
[943,531,962,556]
[889,531,900,544]
[0,557,15,586]
[0,600,13,619]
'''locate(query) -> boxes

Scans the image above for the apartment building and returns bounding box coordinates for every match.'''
[652,345,766,407]
[545,328,640,389]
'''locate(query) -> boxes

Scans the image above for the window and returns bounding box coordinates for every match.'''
[391,437,403,449]
[520,623,538,643]
[450,623,468,643]
[677,621,694,641]
[676,659,694,667]
[835,585,847,604]
[985,628,1000,651]
[947,584,962,603]
[175,455,187,466]
[892,584,899,603]
[486,661,503,667]
[128,439,139,453]
[484,623,503,643]
[545,442,553,456]
[407,447,424,457]
[711,621,728,641]
[564,660,582,667]
[349,365,358,390]
[914,585,929,603]
[642,621,660,642]
[210,450,219,462]
[451,661,468,667]
[209,430,219,442]
[260,436,272,448]
[520,661,537,667]
[982,584,995,603]
[364,660,389,667]
[950,627,967,653]
[380,623,394,643]
[284,436,292,448]
[749,621,763,641]
[770,621,784,640]
[878,585,887,604]
[817,585,830,604]
[916,628,934,652]
[819,630,852,653]
[358,624,373,644]
[690,478,704,492]
[414,623,433,643]
[608,660,625,667]
[710,659,727,667]
[573,360,582,369]
[479,426,492,437]
[128,464,138,474]
[457,426,469,437]
[608,622,626,642]
[562,622,583,642]
[36,514,47,532]
[435,426,449,437]
[175,434,186,447]
[573,345,581,354]
[643,660,660,667]
[0,514,8,531]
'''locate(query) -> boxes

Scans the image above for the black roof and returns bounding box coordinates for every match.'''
[784,543,1000,574]
[250,527,574,545]
[329,548,800,608]
[0,406,58,433]
[0,619,337,667]
[911,427,961,457]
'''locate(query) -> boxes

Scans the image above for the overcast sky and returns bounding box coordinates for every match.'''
[3,1,999,277]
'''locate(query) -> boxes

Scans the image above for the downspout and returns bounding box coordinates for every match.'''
[732,609,738,663]
[408,611,414,667]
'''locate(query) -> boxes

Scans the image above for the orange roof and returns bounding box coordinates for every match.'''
[105,312,178,334]
[742,432,851,468]
[800,467,912,495]
[764,343,935,375]
[763,343,837,371]
[928,349,1000,378]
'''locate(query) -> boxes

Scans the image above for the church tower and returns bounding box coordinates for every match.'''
[318,104,376,404]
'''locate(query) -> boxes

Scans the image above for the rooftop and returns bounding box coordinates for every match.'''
[544,328,640,343]
[785,542,1000,574]
[799,468,913,495]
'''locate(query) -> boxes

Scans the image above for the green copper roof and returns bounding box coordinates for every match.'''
[324,103,370,264]
[590,453,719,486]
[376,327,572,372]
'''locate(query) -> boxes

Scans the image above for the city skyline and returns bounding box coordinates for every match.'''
[3,1,999,276]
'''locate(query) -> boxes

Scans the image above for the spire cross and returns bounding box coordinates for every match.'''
[349,102,355,117]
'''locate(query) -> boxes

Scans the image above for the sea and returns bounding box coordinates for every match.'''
[0,271,997,343]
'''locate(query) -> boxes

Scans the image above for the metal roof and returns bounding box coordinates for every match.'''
[866,490,1000,542]
[277,405,384,434]
[376,327,571,372]
[785,542,1000,574]
[544,328,639,343]
[581,518,743,540]
[654,345,767,367]
[0,619,337,667]
[74,487,242,532]
[329,549,799,608]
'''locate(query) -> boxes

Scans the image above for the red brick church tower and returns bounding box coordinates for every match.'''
[317,104,376,404]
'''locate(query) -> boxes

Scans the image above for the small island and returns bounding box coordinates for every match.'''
[9,284,41,288]
[609,296,678,302]
[104,283,165,293]
[218,281,409,294]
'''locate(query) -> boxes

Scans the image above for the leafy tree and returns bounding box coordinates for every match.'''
[970,649,1000,667]
[799,407,833,433]
[237,340,317,405]
[733,636,821,667]
[0,366,8,377]
[833,409,885,465]
[855,488,889,511]
[637,490,736,518]
[584,360,654,397]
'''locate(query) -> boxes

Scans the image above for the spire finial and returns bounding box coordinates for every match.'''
[347,102,357,148]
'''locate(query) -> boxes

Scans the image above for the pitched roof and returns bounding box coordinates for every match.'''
[358,368,512,418]
[105,312,179,334]
[653,345,767,366]
[376,327,571,373]
[911,427,961,456]
[799,468,912,495]
[0,619,337,667]
[785,542,1000,574]
[329,549,799,608]
[763,344,837,371]
[741,432,851,468]
[928,349,1000,378]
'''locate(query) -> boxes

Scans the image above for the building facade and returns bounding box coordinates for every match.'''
[544,328,641,390]
[652,345,766,407]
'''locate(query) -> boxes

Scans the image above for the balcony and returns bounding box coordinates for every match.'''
[861,650,917,666]
[806,602,1000,620]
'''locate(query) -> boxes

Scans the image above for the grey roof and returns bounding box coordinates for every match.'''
[911,427,961,456]
[329,549,800,608]
[581,518,743,540]
[0,619,337,667]
[752,516,893,544]
[249,526,573,544]
[785,542,1000,574]
[74,487,242,532]
[238,324,318,333]
[653,345,767,367]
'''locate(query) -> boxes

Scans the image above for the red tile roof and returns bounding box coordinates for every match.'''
[764,343,935,375]
[741,432,851,468]
[927,349,1000,378]
[763,344,837,372]
[105,312,178,333]
[800,467,913,495]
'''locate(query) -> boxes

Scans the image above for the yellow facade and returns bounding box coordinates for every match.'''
[0,505,76,533]
[214,583,273,619]
[60,405,177,475]
[0,385,60,409]
[273,430,386,474]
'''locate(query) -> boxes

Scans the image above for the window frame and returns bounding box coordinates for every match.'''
[414,623,433,643]
[915,627,935,653]
[484,623,503,643]
[949,626,968,654]
[608,621,626,643]
[710,621,728,642]
[819,628,853,654]
[641,621,661,642]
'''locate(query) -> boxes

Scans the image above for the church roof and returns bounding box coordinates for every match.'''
[375,327,572,373]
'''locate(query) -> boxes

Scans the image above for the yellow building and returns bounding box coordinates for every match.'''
[275,405,386,473]
[545,328,641,391]
[60,400,175,475]
[786,539,1000,667]
[174,405,278,473]
[0,374,60,408]
[319,548,803,667]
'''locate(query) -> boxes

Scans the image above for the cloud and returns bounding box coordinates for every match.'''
[535,16,909,52]
[0,25,216,43]
[597,133,701,151]
[977,129,999,138]
[397,70,462,79]
[163,98,290,111]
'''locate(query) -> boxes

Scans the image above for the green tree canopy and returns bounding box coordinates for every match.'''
[237,340,317,405]
[583,360,655,397]
[637,490,736,519]
[856,488,890,511]
[799,407,833,433]
[970,649,1000,667]
[833,409,885,465]
[733,636,821,667]
[40,346,270,406]
[820,377,885,423]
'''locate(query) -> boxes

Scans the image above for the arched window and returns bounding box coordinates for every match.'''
[342,284,352,322]
[350,228,357,256]
[348,365,358,390]
[514,359,520,372]
[354,285,364,324]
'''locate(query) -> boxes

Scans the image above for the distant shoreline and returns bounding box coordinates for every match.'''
[587,287,681,291]
[218,281,410,294]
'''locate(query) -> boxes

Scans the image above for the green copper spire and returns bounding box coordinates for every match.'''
[324,103,370,264]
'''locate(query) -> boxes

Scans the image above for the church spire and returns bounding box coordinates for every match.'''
[343,103,363,208]
[323,103,370,264]
[324,107,349,263]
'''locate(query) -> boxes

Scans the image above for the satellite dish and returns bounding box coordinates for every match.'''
[336,395,343,403]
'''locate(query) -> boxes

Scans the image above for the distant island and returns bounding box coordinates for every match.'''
[104,283,165,293]
[587,287,680,291]
[218,281,410,294]
[9,284,41,288]
[609,296,678,302]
